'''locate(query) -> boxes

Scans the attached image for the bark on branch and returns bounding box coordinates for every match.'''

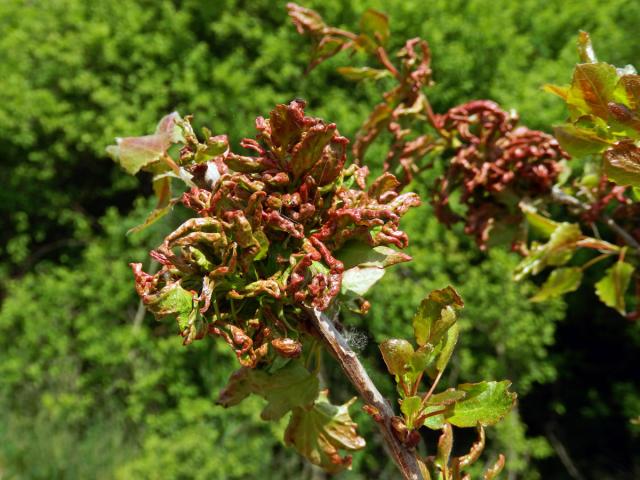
[306,307,423,480]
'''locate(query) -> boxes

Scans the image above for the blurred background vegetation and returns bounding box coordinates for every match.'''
[1,0,638,478]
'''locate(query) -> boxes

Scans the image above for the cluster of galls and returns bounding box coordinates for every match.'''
[132,100,419,367]
[432,100,569,248]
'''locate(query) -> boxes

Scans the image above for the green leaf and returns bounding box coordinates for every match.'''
[603,141,640,187]
[359,9,389,47]
[531,267,583,302]
[543,84,569,100]
[412,286,464,348]
[379,339,415,377]
[285,391,365,474]
[217,361,320,421]
[514,223,582,281]
[553,124,610,157]
[341,266,385,296]
[435,322,459,372]
[427,388,467,406]
[106,112,184,175]
[337,66,391,81]
[445,381,517,428]
[400,395,423,429]
[595,258,635,315]
[337,242,411,270]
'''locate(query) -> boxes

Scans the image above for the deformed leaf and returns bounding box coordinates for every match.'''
[531,267,583,302]
[412,286,464,347]
[595,258,635,315]
[217,361,320,421]
[107,112,184,175]
[285,391,365,474]
[445,381,517,428]
[603,141,640,188]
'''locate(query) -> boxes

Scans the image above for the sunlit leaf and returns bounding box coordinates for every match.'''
[553,124,610,157]
[567,63,619,120]
[106,112,184,175]
[445,381,517,428]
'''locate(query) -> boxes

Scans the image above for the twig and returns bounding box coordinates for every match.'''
[307,307,423,480]
[551,186,640,252]
[546,426,585,480]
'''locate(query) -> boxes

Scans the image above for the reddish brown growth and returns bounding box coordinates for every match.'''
[433,100,569,248]
[131,100,419,366]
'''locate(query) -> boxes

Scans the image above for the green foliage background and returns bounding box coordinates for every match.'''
[1,0,638,478]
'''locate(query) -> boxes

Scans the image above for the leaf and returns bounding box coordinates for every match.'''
[379,339,415,377]
[445,381,517,428]
[603,141,640,187]
[567,63,619,119]
[217,361,320,421]
[531,267,583,302]
[285,391,365,474]
[400,396,423,429]
[341,266,385,296]
[106,112,184,175]
[337,66,391,81]
[521,203,559,238]
[359,9,389,47]
[543,84,569,100]
[412,286,464,348]
[619,75,640,112]
[337,241,411,270]
[427,388,467,406]
[514,223,582,281]
[435,322,459,372]
[291,123,336,179]
[553,124,610,157]
[595,258,635,315]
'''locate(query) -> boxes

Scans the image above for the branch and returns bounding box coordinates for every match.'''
[551,186,640,252]
[306,307,423,480]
